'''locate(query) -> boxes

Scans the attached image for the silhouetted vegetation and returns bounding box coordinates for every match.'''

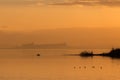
[80,48,120,58]
[101,48,120,58]
[80,51,93,57]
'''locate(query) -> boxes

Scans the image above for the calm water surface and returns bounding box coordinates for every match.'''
[0,49,120,80]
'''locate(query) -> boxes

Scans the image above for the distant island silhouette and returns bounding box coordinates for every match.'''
[80,48,120,58]
[15,42,68,49]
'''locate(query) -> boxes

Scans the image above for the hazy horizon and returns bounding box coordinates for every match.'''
[0,27,120,49]
[1,0,120,49]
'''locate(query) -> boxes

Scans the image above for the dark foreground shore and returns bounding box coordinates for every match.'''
[80,48,120,58]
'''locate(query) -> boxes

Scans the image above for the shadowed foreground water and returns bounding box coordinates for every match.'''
[0,49,120,80]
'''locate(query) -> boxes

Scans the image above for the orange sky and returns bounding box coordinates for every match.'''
[0,5,120,31]
[0,2,120,48]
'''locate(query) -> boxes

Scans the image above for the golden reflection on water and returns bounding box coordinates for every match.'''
[0,49,120,80]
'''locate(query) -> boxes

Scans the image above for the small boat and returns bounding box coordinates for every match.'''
[37,53,40,56]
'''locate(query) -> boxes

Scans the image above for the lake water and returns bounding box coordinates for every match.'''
[0,49,120,80]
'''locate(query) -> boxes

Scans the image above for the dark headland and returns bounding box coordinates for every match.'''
[80,48,120,58]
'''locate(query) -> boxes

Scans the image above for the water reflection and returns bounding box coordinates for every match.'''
[0,49,120,80]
